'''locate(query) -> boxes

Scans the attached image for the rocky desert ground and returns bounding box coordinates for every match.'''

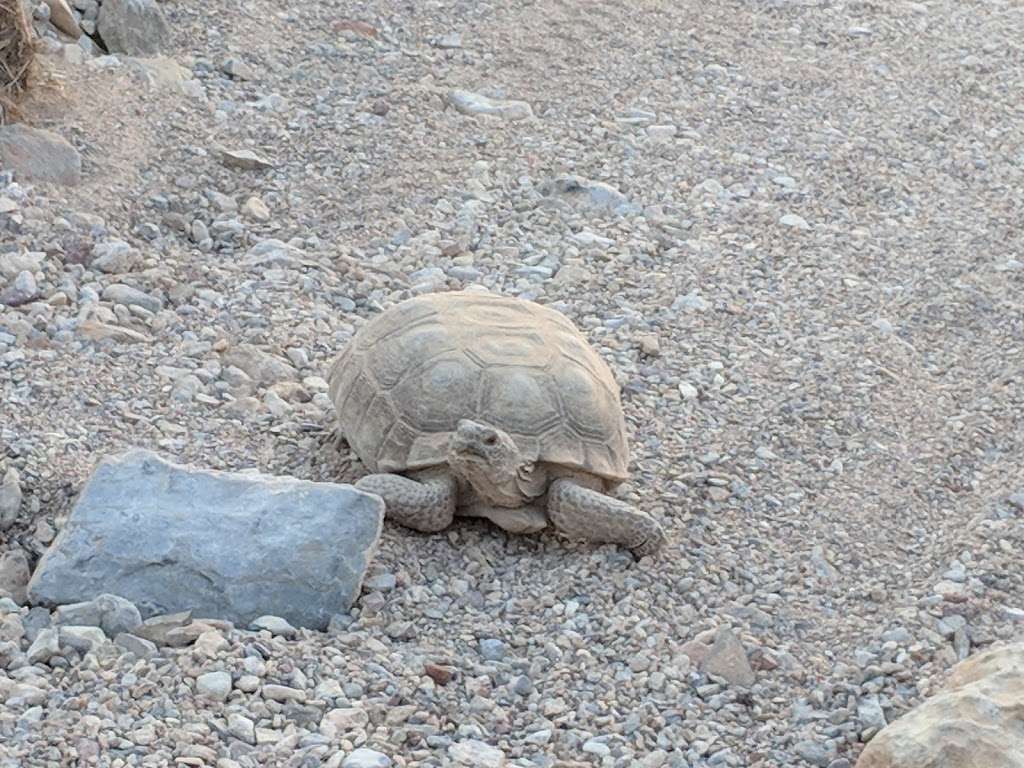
[1,0,1023,766]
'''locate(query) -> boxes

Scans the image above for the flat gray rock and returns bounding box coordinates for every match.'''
[447,89,533,121]
[97,0,170,56]
[0,125,82,186]
[27,450,384,630]
[539,174,632,214]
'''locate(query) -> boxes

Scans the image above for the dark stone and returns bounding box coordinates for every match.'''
[28,450,384,629]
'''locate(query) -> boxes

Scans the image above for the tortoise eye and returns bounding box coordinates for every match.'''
[484,435,498,446]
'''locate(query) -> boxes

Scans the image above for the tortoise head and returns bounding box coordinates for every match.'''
[447,419,546,506]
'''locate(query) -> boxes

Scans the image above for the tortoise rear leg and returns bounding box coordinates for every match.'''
[355,471,456,533]
[547,479,667,558]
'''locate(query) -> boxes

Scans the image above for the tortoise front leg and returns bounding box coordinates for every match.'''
[547,479,667,558]
[355,471,456,533]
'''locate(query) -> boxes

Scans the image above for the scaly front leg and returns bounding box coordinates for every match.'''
[547,479,667,558]
[355,472,457,533]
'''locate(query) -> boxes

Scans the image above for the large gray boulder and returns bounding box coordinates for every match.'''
[28,450,384,630]
[97,0,170,56]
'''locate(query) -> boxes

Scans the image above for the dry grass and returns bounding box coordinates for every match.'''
[0,0,35,125]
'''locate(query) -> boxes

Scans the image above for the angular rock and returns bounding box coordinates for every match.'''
[218,148,274,170]
[0,596,19,611]
[132,614,218,651]
[250,615,297,638]
[90,239,139,274]
[680,638,711,665]
[423,663,453,686]
[28,450,384,630]
[0,549,30,604]
[59,625,108,653]
[362,572,396,591]
[242,195,271,221]
[700,628,755,686]
[779,213,811,230]
[435,32,462,49]
[127,56,189,92]
[52,593,140,637]
[0,613,24,642]
[26,627,60,664]
[6,684,46,707]
[236,675,260,693]
[193,629,229,657]
[97,0,170,56]
[809,545,840,583]
[78,321,151,345]
[0,251,42,280]
[101,284,162,314]
[448,89,534,121]
[131,610,192,645]
[795,741,835,766]
[94,594,143,637]
[856,643,1024,768]
[342,749,392,768]
[327,613,355,635]
[0,126,82,186]
[1,271,39,307]
[221,344,297,386]
[449,740,506,768]
[934,579,969,603]
[114,632,157,659]
[44,0,81,38]
[262,684,305,703]
[222,58,256,81]
[540,175,630,214]
[227,712,256,744]
[479,638,506,661]
[53,599,102,628]
[946,644,1024,687]
[21,607,51,643]
[0,468,22,530]
[196,670,232,700]
[320,707,369,738]
[583,740,611,757]
[647,124,678,141]
[243,239,304,268]
[857,695,888,732]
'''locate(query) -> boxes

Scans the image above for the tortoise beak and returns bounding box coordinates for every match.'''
[450,432,485,459]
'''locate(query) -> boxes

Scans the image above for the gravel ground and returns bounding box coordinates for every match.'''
[2,0,1024,766]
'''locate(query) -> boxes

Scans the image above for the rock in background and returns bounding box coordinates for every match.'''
[28,0,170,57]
[0,124,81,185]
[96,0,169,56]
[27,449,384,629]
[856,644,1024,768]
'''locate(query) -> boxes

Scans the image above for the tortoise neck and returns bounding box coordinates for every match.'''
[449,452,542,508]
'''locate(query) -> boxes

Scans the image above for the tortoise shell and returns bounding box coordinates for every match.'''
[328,290,629,482]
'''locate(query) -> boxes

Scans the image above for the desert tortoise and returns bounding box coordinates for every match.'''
[328,290,666,557]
